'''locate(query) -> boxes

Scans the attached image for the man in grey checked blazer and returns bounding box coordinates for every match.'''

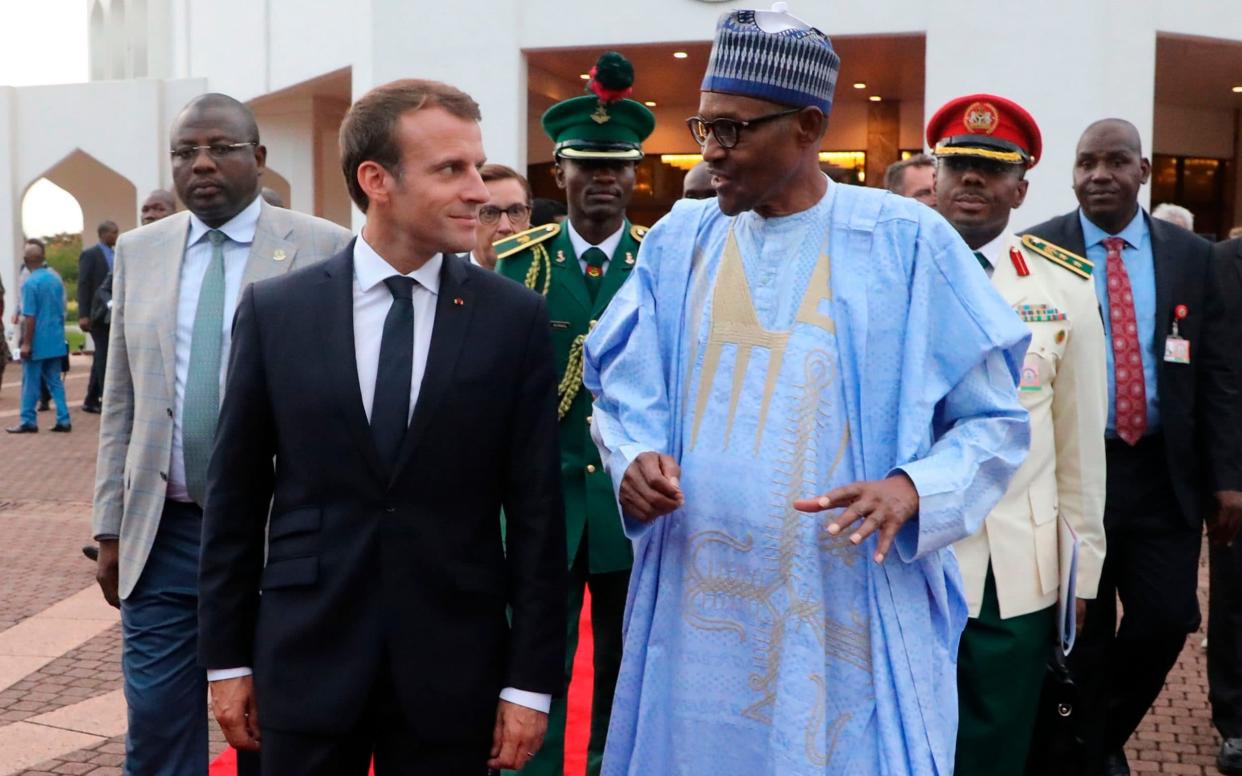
[91,93,350,775]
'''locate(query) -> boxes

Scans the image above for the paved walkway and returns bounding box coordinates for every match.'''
[0,355,1230,773]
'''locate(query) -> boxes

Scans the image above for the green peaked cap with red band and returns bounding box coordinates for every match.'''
[542,51,655,162]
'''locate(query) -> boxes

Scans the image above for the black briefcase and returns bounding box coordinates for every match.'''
[1026,644,1086,776]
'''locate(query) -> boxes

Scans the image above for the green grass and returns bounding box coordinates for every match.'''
[66,328,86,353]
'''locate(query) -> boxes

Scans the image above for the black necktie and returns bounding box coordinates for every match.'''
[973,250,991,272]
[582,247,607,303]
[372,276,416,466]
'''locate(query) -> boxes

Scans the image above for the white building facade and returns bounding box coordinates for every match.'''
[2,0,1241,314]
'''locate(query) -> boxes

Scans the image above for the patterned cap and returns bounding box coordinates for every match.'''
[701,4,841,114]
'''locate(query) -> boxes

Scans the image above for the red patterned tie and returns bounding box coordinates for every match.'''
[1104,236,1146,445]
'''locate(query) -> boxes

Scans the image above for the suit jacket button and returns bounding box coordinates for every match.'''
[586,464,597,474]
[586,415,593,424]
[167,408,173,418]
[385,506,396,513]
[159,472,167,481]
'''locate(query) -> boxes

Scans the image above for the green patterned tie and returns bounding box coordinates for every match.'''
[183,229,227,506]
[582,247,607,303]
[973,250,991,272]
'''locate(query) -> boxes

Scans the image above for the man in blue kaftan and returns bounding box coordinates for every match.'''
[582,6,1032,775]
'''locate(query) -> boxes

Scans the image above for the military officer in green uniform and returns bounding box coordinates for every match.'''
[495,52,654,776]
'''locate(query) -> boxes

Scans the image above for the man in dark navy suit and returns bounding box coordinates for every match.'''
[1025,119,1242,776]
[198,79,566,775]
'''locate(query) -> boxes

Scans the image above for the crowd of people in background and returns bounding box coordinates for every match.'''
[4,4,1242,775]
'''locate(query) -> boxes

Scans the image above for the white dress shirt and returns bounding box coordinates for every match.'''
[208,237,551,714]
[167,195,261,503]
[353,233,440,424]
[565,220,624,273]
[975,230,1008,279]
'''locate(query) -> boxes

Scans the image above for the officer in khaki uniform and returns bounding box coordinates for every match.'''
[495,52,654,776]
[927,94,1108,775]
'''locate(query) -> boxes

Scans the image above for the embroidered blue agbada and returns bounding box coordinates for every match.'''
[584,182,1030,775]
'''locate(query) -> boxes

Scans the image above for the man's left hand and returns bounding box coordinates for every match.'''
[794,473,919,564]
[1075,598,1088,632]
[1209,490,1242,546]
[19,345,30,360]
[487,700,547,771]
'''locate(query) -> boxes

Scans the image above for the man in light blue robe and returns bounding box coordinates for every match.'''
[583,7,1031,774]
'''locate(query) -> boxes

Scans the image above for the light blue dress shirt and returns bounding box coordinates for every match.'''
[100,242,114,271]
[168,195,261,502]
[20,267,68,360]
[1080,209,1160,436]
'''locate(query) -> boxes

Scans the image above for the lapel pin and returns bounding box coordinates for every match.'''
[625,252,635,266]
[272,248,287,262]
[1056,330,1066,344]
[555,250,567,265]
[453,297,465,306]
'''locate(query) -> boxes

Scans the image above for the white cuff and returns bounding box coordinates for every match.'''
[207,666,253,682]
[499,687,552,713]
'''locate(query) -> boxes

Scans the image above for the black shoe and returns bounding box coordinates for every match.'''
[51,423,72,433]
[1220,738,1242,776]
[81,545,99,562]
[1103,749,1131,776]
[5,424,37,433]
[37,402,49,412]
[81,403,101,414]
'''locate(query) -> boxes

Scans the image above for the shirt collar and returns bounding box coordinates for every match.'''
[353,232,442,296]
[565,219,625,261]
[975,230,1009,269]
[1079,207,1148,250]
[100,243,114,257]
[186,195,263,247]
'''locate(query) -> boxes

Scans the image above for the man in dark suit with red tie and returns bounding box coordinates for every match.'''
[1025,118,1242,776]
[198,79,567,774]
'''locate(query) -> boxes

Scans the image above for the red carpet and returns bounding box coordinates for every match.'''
[209,590,596,776]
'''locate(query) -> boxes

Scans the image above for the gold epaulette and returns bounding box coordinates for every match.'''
[630,224,649,242]
[494,223,561,261]
[1020,234,1093,280]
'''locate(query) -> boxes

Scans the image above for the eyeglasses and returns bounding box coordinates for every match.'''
[170,141,258,163]
[479,204,531,225]
[686,108,801,150]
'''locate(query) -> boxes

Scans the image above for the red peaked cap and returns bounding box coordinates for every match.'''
[925,93,1042,168]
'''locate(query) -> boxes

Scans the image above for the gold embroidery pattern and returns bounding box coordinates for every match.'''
[680,228,870,767]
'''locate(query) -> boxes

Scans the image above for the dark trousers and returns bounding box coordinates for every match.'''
[260,658,490,775]
[516,548,628,776]
[956,567,1056,776]
[121,500,259,776]
[1072,435,1202,766]
[85,325,109,406]
[1210,538,1242,739]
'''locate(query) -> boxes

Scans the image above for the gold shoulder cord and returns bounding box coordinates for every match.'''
[558,334,588,420]
[521,243,580,420]
[523,244,552,297]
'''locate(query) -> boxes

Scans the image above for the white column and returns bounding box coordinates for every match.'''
[925,0,1158,226]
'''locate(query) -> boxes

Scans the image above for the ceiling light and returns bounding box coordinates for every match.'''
[644,101,657,107]
[868,95,882,102]
[579,73,590,80]
[1234,85,1242,93]
[853,82,866,89]
[673,51,689,59]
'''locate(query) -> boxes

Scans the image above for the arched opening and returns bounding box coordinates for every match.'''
[20,149,137,352]
[107,0,127,79]
[260,167,293,210]
[89,0,108,80]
